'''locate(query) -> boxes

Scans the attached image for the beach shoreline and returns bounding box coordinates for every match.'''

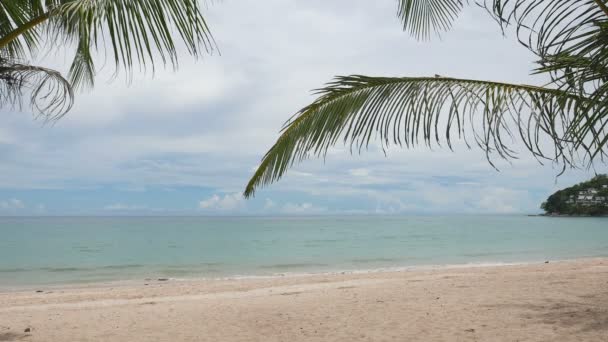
[1,257,607,341]
[0,257,584,293]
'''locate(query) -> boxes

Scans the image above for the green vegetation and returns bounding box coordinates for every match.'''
[0,0,214,119]
[245,0,608,197]
[541,175,608,216]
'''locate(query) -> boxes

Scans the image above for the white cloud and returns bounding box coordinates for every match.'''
[264,198,276,209]
[414,183,533,214]
[373,197,417,214]
[104,203,147,211]
[349,168,370,177]
[199,193,244,211]
[476,187,527,214]
[282,202,326,214]
[0,199,25,210]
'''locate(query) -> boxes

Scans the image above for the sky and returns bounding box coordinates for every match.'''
[0,0,606,216]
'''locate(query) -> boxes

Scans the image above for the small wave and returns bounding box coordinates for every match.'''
[39,264,145,273]
[159,269,195,276]
[462,251,524,258]
[72,245,104,252]
[43,267,86,273]
[302,243,321,247]
[259,263,328,270]
[350,257,400,264]
[0,267,29,273]
[161,263,224,269]
[199,269,222,274]
[101,264,144,270]
[77,248,103,253]
[197,262,224,267]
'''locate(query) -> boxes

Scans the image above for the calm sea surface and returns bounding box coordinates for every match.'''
[1,216,607,287]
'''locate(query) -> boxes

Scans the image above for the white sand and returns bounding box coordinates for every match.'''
[1,258,607,341]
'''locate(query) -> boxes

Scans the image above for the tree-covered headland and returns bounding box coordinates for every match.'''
[542,175,608,216]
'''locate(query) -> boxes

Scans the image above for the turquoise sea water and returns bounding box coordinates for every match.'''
[0,215,607,287]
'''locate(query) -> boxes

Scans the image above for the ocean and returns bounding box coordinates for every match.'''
[1,215,607,288]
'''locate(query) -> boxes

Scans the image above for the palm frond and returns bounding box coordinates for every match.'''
[48,0,215,90]
[397,0,465,39]
[0,58,73,119]
[485,1,608,160]
[0,0,215,91]
[0,1,46,59]
[244,0,608,197]
[482,0,604,55]
[244,75,606,198]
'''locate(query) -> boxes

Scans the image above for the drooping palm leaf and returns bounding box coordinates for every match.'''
[0,58,73,119]
[51,0,214,87]
[46,0,215,88]
[0,0,215,117]
[397,0,465,39]
[244,76,606,198]
[406,0,608,162]
[245,0,608,196]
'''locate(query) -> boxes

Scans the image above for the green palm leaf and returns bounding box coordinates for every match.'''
[0,58,73,119]
[0,3,48,63]
[245,0,608,197]
[397,0,465,39]
[47,0,215,88]
[244,76,605,198]
[0,0,214,117]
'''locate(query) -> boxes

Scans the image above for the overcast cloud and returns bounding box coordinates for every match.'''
[0,0,605,215]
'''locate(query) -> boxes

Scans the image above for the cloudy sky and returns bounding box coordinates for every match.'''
[0,0,605,216]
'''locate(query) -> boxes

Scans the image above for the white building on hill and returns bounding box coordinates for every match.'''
[571,188,608,206]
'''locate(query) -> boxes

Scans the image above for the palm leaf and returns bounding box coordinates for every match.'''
[0,1,46,59]
[48,0,215,89]
[244,0,608,197]
[0,0,215,117]
[244,75,606,198]
[397,0,465,39]
[0,58,73,119]
[0,0,215,90]
[478,1,608,160]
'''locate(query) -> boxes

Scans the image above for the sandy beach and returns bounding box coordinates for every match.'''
[1,259,607,341]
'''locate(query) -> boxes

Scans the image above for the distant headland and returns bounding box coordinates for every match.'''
[541,175,608,217]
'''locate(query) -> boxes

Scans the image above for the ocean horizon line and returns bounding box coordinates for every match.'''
[0,212,546,218]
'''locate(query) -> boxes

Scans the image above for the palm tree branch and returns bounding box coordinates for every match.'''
[0,1,49,58]
[1,0,215,92]
[0,58,74,119]
[593,0,608,17]
[397,0,465,39]
[47,0,216,89]
[244,75,602,198]
[0,12,49,51]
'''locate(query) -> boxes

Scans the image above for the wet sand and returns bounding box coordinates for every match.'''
[1,258,607,341]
